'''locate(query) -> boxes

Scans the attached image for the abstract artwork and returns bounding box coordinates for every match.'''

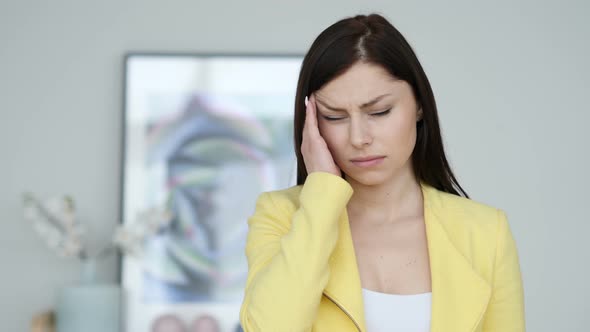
[121,53,302,331]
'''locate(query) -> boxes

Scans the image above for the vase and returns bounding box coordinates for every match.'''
[55,259,122,332]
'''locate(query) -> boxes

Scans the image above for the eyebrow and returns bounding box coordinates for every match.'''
[315,93,392,112]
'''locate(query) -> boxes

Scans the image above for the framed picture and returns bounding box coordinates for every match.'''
[121,53,303,331]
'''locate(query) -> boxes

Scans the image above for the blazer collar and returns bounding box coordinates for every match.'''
[323,182,492,332]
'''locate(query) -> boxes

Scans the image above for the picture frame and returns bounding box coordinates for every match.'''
[120,53,303,331]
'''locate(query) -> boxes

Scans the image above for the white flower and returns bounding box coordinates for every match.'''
[23,191,173,263]
[110,206,173,258]
[23,193,86,260]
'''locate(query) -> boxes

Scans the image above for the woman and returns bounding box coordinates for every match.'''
[239,13,524,332]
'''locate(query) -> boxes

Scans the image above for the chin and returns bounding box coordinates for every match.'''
[342,169,389,186]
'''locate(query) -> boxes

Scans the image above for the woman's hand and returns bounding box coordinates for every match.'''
[301,93,342,177]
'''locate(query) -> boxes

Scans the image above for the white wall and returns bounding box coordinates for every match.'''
[1,0,588,331]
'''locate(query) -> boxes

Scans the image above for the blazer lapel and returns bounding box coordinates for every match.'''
[323,206,367,331]
[323,182,492,332]
[422,183,492,331]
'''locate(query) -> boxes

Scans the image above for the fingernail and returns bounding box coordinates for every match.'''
[305,96,309,107]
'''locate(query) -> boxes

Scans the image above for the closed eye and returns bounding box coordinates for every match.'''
[322,109,391,121]
[322,115,345,121]
[371,109,391,117]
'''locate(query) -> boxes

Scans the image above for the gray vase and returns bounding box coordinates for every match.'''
[56,284,121,332]
[56,259,122,332]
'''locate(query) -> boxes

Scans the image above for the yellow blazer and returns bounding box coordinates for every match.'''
[239,172,525,331]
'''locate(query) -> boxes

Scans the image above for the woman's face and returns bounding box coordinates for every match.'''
[315,62,421,186]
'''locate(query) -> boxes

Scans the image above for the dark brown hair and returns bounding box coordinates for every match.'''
[293,13,468,198]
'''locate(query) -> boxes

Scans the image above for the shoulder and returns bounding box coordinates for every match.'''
[426,187,520,282]
[436,189,501,220]
[426,186,508,241]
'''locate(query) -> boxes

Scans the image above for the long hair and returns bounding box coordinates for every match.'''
[293,13,468,198]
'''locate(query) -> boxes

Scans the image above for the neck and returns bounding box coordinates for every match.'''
[345,166,423,226]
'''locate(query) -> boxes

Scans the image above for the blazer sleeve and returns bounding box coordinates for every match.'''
[482,209,526,331]
[239,172,353,332]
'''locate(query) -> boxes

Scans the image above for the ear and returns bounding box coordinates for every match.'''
[416,107,423,121]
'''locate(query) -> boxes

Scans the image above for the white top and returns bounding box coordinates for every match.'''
[361,288,432,332]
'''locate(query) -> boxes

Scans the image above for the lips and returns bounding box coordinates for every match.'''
[350,155,386,168]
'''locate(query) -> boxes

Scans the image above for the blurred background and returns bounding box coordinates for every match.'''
[1,0,589,331]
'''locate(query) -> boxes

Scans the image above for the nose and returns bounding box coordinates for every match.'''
[349,117,372,148]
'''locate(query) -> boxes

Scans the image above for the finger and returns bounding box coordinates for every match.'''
[303,94,314,135]
[307,94,322,137]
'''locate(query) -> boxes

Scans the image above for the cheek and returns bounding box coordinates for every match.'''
[318,123,346,154]
[382,112,417,151]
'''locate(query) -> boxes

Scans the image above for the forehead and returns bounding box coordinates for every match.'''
[316,62,409,104]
